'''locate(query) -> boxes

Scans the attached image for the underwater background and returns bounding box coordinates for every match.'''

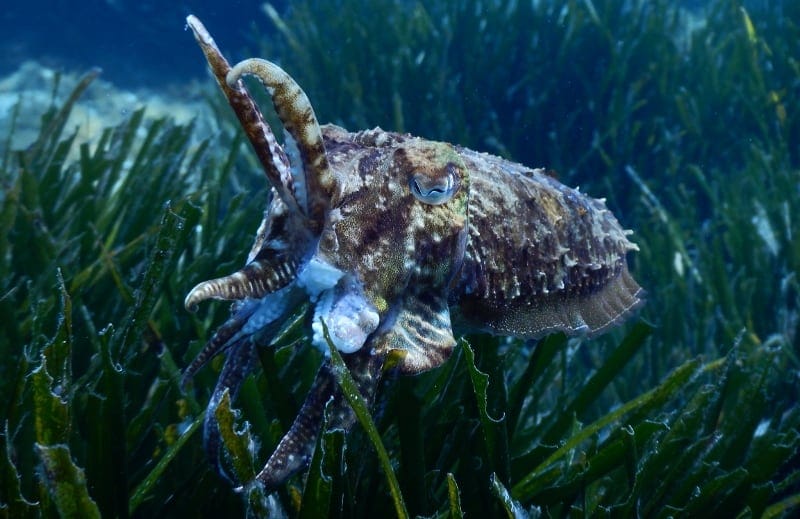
[1,0,798,517]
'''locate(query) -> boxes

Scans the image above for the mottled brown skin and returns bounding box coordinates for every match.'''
[183,16,643,493]
[455,146,641,337]
[316,126,470,372]
[319,127,469,308]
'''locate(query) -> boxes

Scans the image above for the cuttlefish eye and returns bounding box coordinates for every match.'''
[409,164,459,205]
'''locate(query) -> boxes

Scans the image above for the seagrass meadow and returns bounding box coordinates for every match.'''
[1,0,799,517]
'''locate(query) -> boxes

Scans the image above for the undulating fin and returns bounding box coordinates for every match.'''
[185,15,300,215]
[376,292,457,374]
[465,266,644,339]
[226,58,336,231]
[576,266,644,335]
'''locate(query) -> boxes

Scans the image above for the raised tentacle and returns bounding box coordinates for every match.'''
[185,15,300,215]
[226,58,336,233]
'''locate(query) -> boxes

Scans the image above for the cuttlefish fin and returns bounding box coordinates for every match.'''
[377,291,457,375]
[464,265,644,339]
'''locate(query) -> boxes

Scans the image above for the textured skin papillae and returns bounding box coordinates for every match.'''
[183,15,643,492]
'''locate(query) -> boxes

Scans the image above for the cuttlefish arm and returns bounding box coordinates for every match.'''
[195,286,306,483]
[248,289,458,490]
[203,337,259,482]
[246,350,383,492]
[186,15,297,215]
[184,16,308,315]
[183,15,320,379]
[185,16,379,492]
[226,58,337,230]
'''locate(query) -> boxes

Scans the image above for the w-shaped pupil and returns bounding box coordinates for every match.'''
[410,173,455,205]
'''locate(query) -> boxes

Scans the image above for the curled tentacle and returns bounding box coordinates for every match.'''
[227,58,336,232]
[185,15,300,214]
[184,255,300,311]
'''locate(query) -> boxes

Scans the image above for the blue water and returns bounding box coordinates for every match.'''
[0,0,785,89]
[0,0,285,87]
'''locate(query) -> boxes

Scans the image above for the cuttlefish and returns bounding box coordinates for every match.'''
[183,15,643,492]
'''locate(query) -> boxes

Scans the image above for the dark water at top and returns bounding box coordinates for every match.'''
[0,0,733,90]
[0,0,785,89]
[0,0,285,87]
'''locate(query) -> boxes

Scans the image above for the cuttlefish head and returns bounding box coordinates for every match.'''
[307,135,469,364]
[183,15,468,490]
[182,58,470,376]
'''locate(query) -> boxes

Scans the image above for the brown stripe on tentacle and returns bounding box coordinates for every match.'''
[184,253,299,311]
[185,15,300,215]
[226,58,335,233]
